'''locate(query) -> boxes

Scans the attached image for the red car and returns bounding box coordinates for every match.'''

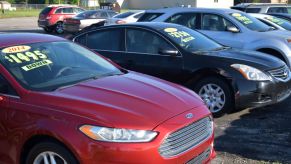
[0,33,215,164]
[38,5,85,34]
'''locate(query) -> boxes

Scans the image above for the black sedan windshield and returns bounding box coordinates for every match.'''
[0,42,122,91]
[160,26,223,52]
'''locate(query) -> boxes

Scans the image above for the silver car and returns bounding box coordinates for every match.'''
[64,10,117,33]
[250,13,291,31]
[231,3,291,14]
[105,11,144,25]
[139,7,291,67]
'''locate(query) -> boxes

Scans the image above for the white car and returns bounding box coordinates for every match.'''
[250,13,291,31]
[105,11,144,25]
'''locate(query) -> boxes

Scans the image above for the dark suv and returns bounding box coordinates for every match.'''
[38,5,85,34]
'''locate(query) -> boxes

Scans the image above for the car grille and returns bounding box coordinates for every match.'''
[269,66,290,82]
[159,117,213,158]
[186,147,211,164]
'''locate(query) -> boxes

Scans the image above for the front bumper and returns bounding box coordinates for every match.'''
[73,106,215,163]
[235,77,291,109]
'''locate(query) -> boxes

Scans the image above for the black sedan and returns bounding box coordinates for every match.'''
[72,22,291,117]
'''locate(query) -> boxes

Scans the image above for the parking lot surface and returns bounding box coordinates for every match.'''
[1,17,291,163]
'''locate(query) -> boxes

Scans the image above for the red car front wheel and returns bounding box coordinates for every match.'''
[25,141,78,164]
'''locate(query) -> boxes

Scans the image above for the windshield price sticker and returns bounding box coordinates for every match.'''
[2,45,31,54]
[3,50,48,64]
[266,16,284,25]
[22,59,52,71]
[1,45,52,71]
[164,28,195,43]
[231,13,253,25]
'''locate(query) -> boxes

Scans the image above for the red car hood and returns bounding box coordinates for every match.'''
[33,72,205,129]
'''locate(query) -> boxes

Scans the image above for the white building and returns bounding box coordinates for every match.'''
[80,0,99,7]
[0,1,11,10]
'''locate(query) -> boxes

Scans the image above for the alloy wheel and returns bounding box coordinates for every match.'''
[33,151,67,164]
[198,83,226,113]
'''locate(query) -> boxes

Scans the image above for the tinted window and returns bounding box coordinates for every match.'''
[138,13,163,22]
[108,11,117,17]
[86,29,122,51]
[76,11,97,18]
[100,12,108,18]
[0,42,122,91]
[166,13,198,30]
[55,8,62,14]
[126,28,174,54]
[40,7,52,15]
[267,7,288,13]
[62,8,73,14]
[230,12,271,32]
[114,12,135,18]
[0,75,17,95]
[202,14,234,31]
[230,7,246,12]
[73,8,84,13]
[134,13,144,19]
[160,26,222,52]
[245,8,261,13]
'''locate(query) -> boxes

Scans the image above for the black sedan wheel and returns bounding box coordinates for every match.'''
[55,22,64,34]
[193,77,233,117]
[25,141,77,164]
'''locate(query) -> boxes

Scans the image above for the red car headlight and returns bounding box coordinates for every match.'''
[79,125,158,142]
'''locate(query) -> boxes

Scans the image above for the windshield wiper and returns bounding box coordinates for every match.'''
[211,46,230,51]
[51,72,123,91]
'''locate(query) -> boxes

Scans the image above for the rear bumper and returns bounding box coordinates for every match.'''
[38,20,51,28]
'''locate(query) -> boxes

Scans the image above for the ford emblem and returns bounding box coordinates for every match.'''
[185,113,193,119]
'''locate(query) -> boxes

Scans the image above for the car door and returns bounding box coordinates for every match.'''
[74,27,126,66]
[0,75,19,163]
[199,13,245,48]
[124,27,184,82]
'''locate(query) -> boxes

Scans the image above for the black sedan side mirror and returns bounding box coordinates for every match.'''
[159,49,179,57]
[226,26,240,33]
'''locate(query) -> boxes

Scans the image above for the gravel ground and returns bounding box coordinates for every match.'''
[1,17,291,164]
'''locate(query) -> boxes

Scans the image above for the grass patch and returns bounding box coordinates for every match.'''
[0,9,40,19]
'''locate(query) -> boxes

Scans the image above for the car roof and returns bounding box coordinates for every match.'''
[98,22,189,31]
[249,13,271,18]
[0,33,66,48]
[233,3,288,7]
[145,7,240,14]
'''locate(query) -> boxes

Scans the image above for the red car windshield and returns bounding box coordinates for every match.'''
[0,41,122,91]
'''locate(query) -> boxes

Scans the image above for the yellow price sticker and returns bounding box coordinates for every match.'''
[22,59,53,71]
[2,45,31,54]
